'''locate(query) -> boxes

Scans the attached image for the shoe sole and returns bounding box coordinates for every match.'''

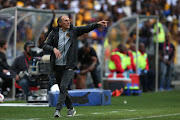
[54,115,60,118]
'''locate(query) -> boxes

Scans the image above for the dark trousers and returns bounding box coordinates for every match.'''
[79,64,100,88]
[17,78,38,101]
[0,72,12,91]
[90,65,100,88]
[17,78,29,101]
[54,66,74,111]
[140,70,148,92]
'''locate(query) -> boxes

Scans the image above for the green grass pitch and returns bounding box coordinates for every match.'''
[0,90,180,120]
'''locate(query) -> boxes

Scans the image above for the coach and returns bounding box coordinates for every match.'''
[43,14,107,117]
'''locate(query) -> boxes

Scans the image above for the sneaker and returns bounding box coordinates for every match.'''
[67,108,76,117]
[54,110,60,117]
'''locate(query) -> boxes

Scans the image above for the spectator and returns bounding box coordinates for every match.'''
[10,41,38,101]
[1,0,11,8]
[0,40,12,96]
[153,16,166,44]
[139,21,152,48]
[159,34,175,91]
[76,42,100,89]
[90,26,107,45]
[167,0,177,6]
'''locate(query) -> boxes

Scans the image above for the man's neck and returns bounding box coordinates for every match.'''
[25,52,32,61]
[165,41,169,44]
[140,51,145,54]
[60,27,67,32]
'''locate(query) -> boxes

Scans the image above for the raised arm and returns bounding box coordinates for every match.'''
[75,20,108,37]
[43,31,55,53]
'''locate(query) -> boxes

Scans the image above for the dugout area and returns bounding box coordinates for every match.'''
[101,15,160,92]
[0,7,179,105]
[0,7,76,101]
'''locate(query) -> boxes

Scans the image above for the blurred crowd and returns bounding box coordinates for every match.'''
[0,0,180,44]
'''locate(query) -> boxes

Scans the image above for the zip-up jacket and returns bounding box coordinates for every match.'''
[43,23,100,71]
[10,52,33,78]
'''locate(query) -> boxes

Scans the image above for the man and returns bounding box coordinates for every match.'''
[139,21,152,47]
[10,41,38,101]
[91,26,107,44]
[129,43,141,72]
[159,34,175,91]
[43,14,107,117]
[109,44,132,74]
[138,43,149,92]
[130,43,155,91]
[76,42,100,89]
[0,40,12,95]
[153,16,166,44]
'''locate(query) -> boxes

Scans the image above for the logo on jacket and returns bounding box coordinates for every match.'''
[66,33,70,37]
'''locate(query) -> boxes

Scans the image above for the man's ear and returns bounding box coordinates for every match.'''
[58,22,62,27]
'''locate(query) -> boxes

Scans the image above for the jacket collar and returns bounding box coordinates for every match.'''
[53,25,73,32]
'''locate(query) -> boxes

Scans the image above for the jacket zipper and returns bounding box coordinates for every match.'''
[63,32,65,65]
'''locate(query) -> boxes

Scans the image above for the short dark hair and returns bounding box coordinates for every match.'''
[117,43,124,50]
[83,41,90,48]
[0,40,7,48]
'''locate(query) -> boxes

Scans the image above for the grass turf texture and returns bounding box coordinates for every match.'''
[0,90,180,120]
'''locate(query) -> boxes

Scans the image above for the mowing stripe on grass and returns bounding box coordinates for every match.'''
[120,113,180,120]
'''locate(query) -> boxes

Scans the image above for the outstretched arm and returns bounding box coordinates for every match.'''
[75,20,108,37]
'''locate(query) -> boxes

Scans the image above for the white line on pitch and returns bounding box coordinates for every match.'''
[120,113,180,120]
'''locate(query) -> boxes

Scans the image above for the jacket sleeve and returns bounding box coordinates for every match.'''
[75,22,100,37]
[0,56,10,70]
[111,55,124,73]
[130,55,136,71]
[42,31,54,53]
[145,58,149,71]
[128,52,135,71]
[9,58,19,78]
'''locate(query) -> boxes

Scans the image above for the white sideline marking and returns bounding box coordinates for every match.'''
[92,112,101,115]
[91,109,136,115]
[126,110,136,112]
[10,117,53,120]
[0,103,49,107]
[20,118,43,120]
[120,113,180,120]
[75,114,84,116]
[110,111,119,113]
[91,110,136,115]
